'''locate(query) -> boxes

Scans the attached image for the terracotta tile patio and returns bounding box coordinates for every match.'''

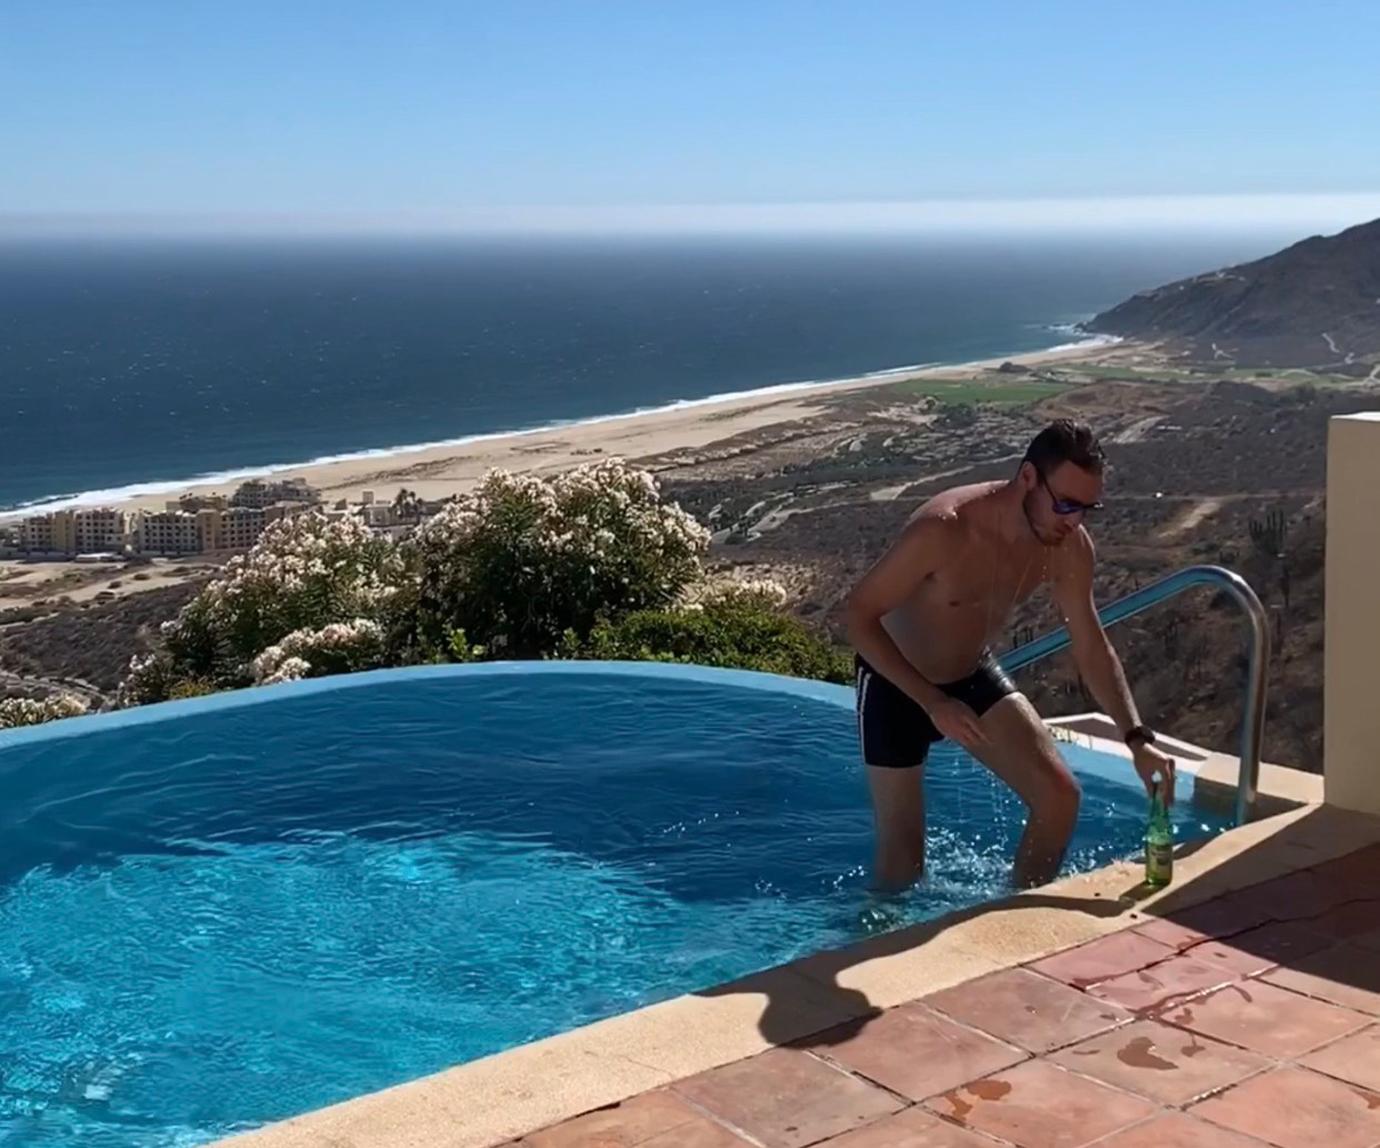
[503,843,1380,1147]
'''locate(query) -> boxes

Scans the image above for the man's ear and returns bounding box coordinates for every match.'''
[1016,460,1037,491]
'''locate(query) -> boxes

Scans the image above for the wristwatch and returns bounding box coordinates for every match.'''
[1124,725,1157,749]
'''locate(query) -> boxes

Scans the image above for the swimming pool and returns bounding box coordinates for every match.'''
[0,662,1229,1146]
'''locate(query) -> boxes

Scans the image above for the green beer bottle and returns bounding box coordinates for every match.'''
[1145,778,1173,888]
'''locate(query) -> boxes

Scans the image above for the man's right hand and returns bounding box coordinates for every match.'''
[924,696,988,751]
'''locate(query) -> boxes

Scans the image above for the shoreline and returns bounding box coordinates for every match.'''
[1,336,1124,522]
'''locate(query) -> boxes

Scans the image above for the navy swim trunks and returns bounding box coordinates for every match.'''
[854,651,1016,768]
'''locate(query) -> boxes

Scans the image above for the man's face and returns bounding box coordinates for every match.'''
[1020,460,1104,545]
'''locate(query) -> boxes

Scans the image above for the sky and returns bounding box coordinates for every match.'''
[4,0,1380,235]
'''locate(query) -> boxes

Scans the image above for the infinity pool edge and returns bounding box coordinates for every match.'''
[0,660,856,752]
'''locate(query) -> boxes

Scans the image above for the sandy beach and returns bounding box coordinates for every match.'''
[51,341,1130,519]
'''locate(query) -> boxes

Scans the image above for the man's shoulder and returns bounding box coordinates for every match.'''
[906,497,973,541]
[915,481,999,523]
[1051,525,1096,578]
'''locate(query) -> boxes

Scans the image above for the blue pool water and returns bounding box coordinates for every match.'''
[0,664,1230,1146]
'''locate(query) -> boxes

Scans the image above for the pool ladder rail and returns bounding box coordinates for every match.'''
[1000,564,1270,827]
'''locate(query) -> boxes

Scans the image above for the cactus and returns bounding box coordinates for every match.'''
[1249,509,1287,559]
[1009,623,1036,650]
[1161,615,1180,659]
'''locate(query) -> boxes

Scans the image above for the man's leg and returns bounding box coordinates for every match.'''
[865,764,925,892]
[971,693,1082,888]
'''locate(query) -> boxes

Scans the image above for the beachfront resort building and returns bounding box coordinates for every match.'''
[165,493,228,514]
[17,507,131,556]
[1,479,466,558]
[11,479,324,558]
[136,504,313,556]
[230,477,318,510]
[136,510,203,557]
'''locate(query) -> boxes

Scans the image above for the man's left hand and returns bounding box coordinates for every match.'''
[1132,743,1176,805]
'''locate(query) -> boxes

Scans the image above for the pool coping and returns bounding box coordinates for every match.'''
[1044,712,1326,815]
[0,660,854,752]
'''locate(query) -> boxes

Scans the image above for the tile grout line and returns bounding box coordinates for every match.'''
[661,1087,771,1148]
[796,1044,930,1111]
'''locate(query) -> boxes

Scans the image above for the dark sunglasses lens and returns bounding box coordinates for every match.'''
[1055,499,1099,515]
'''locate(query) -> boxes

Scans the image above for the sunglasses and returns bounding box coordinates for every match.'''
[1037,470,1103,516]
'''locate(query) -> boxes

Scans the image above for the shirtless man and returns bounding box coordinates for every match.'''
[844,418,1176,890]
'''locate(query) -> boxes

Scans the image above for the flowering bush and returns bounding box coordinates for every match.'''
[676,574,790,612]
[565,595,853,684]
[120,512,410,702]
[115,460,852,704]
[0,694,89,729]
[251,619,387,684]
[410,459,710,656]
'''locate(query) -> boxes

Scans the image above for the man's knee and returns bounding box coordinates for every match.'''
[1032,759,1082,824]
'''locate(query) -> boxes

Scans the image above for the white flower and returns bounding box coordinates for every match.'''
[678,572,789,611]
[0,693,89,729]
[251,618,385,684]
[261,656,312,685]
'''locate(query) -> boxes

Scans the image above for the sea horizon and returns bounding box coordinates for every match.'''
[0,232,1292,514]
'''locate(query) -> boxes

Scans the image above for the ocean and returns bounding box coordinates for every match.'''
[0,232,1284,513]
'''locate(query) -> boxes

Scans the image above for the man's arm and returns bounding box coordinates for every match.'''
[1051,529,1175,796]
[1050,530,1141,733]
[843,514,987,747]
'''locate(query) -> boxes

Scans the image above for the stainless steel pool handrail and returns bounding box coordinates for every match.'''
[999,564,1270,826]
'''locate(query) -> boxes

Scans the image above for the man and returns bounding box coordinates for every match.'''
[844,418,1175,891]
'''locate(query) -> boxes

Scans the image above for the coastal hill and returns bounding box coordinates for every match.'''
[1087,217,1380,371]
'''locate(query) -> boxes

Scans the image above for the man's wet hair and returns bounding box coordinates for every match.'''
[1023,418,1106,476]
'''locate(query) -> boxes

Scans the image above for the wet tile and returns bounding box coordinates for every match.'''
[1299,1024,1380,1093]
[522,1090,742,1147]
[1192,921,1333,977]
[1030,931,1177,989]
[672,1047,902,1148]
[1192,1066,1380,1148]
[924,968,1131,1054]
[1092,1112,1271,1148]
[1160,979,1370,1058]
[1263,943,1380,1016]
[823,1106,1002,1147]
[1087,955,1237,1013]
[1048,1018,1269,1106]
[811,1000,1027,1101]
[922,1059,1158,1148]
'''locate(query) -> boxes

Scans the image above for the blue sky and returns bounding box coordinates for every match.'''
[5,0,1380,232]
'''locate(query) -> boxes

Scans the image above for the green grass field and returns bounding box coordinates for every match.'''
[891,378,1069,405]
[1089,366,1199,381]
[1061,363,1373,386]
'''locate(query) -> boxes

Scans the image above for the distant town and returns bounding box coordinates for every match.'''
[0,478,452,561]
